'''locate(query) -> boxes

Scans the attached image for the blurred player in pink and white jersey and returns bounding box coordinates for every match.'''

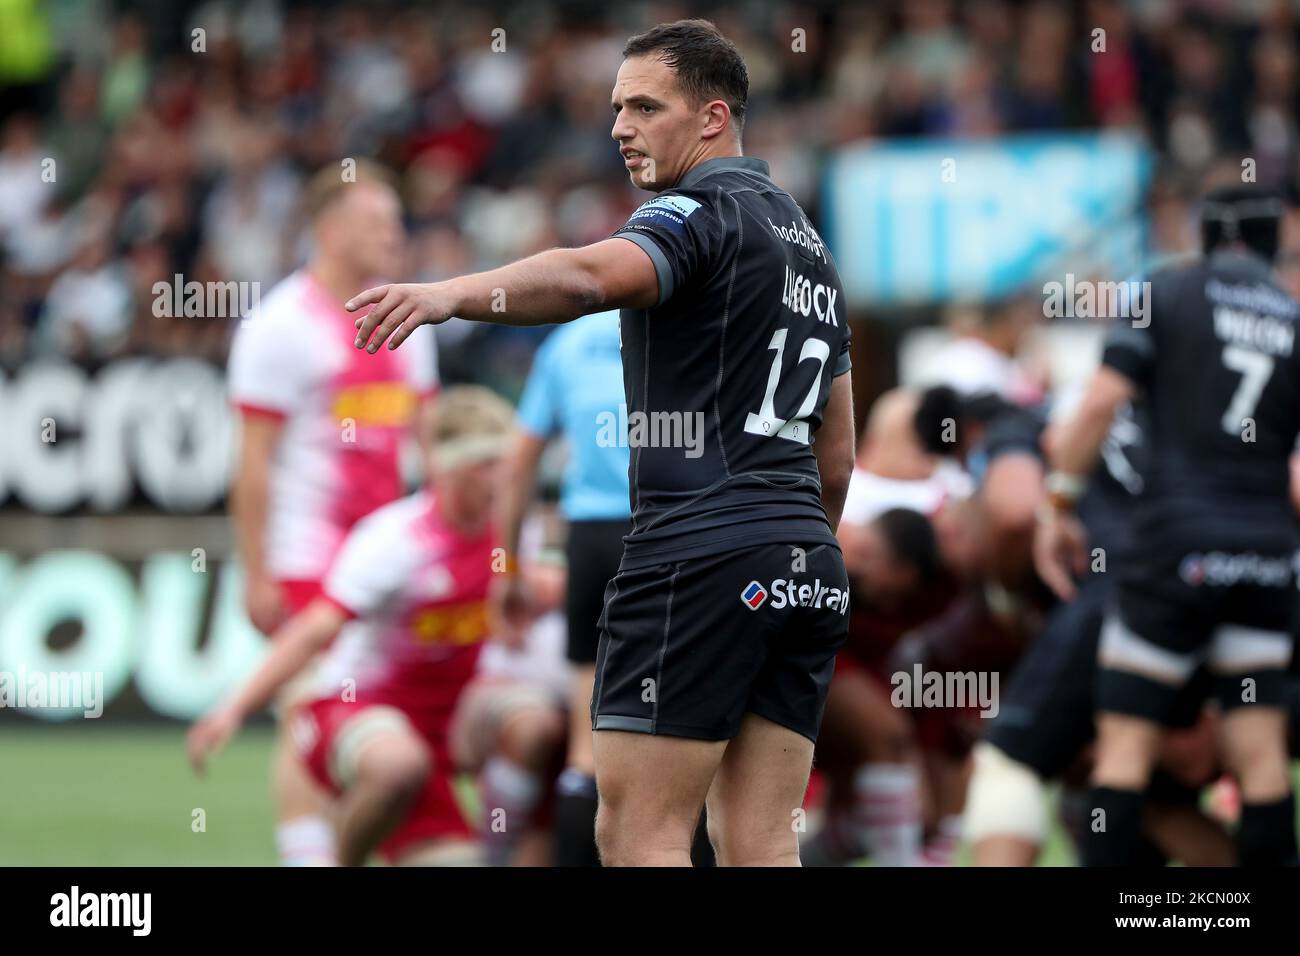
[190,387,510,865]
[226,161,439,865]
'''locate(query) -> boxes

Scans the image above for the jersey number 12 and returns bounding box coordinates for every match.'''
[744,327,829,445]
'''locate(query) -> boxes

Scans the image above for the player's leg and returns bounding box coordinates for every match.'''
[806,663,922,865]
[272,720,338,865]
[969,586,1106,866]
[329,709,432,866]
[589,550,781,866]
[1142,789,1234,866]
[592,730,725,865]
[1209,621,1298,865]
[965,742,1048,866]
[716,542,849,866]
[271,584,338,866]
[554,518,629,867]
[705,713,813,866]
[1085,603,1203,866]
[554,663,600,866]
[273,666,338,866]
[453,680,565,865]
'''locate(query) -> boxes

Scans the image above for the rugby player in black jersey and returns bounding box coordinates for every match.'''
[1036,186,1300,866]
[347,19,855,866]
[968,399,1231,866]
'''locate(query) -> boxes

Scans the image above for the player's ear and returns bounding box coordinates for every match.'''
[701,99,731,140]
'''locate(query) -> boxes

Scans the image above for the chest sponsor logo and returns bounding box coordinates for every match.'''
[407,599,489,646]
[782,266,839,326]
[331,382,417,428]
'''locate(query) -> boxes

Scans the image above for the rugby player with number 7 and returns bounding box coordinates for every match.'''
[347,19,855,866]
[1036,186,1300,866]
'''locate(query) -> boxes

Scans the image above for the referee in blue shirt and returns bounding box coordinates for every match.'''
[493,310,632,866]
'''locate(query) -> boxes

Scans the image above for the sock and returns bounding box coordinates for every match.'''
[480,756,544,866]
[1080,785,1144,867]
[1237,793,1299,866]
[275,816,338,866]
[921,814,963,866]
[800,809,863,867]
[553,768,601,867]
[853,764,922,866]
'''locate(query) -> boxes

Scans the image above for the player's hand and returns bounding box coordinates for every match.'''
[488,574,533,651]
[246,574,287,635]
[187,706,242,776]
[347,282,456,353]
[1033,506,1089,601]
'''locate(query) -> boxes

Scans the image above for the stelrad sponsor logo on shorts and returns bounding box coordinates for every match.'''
[1178,551,1292,587]
[739,578,848,613]
[50,886,151,936]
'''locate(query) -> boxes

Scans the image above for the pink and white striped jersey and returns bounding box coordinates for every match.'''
[228,270,439,581]
[314,490,496,713]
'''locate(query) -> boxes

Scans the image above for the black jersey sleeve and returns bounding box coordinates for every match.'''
[834,334,851,377]
[1100,279,1157,387]
[982,405,1049,462]
[612,190,722,307]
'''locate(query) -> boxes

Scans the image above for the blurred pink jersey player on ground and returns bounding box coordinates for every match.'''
[226,161,438,865]
[191,386,511,865]
[449,520,571,865]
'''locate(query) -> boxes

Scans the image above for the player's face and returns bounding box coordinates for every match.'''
[436,454,503,527]
[611,54,703,192]
[325,181,405,280]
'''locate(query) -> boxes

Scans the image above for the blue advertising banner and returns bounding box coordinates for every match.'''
[823,133,1153,306]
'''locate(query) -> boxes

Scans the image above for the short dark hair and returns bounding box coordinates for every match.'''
[1199,185,1285,262]
[623,19,749,134]
[874,509,943,586]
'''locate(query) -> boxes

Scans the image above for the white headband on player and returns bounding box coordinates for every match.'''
[435,433,509,470]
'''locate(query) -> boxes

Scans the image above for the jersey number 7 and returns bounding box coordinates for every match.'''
[1220,344,1274,435]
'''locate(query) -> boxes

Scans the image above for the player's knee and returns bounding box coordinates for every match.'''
[706,803,795,866]
[356,736,431,803]
[963,742,1048,847]
[714,828,799,867]
[499,706,566,769]
[1220,728,1290,789]
[594,795,695,865]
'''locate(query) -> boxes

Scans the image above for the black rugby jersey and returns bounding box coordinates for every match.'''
[1102,249,1300,528]
[611,156,851,569]
[983,399,1147,564]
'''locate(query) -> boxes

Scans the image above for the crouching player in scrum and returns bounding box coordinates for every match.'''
[188,386,513,865]
[450,598,571,866]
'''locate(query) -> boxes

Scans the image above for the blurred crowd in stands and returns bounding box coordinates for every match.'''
[1,0,1300,393]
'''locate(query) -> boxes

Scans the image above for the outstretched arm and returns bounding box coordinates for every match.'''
[186,599,347,774]
[350,238,658,352]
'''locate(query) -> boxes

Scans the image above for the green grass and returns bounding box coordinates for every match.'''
[3,724,1081,867]
[12,725,1282,867]
[0,724,280,866]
